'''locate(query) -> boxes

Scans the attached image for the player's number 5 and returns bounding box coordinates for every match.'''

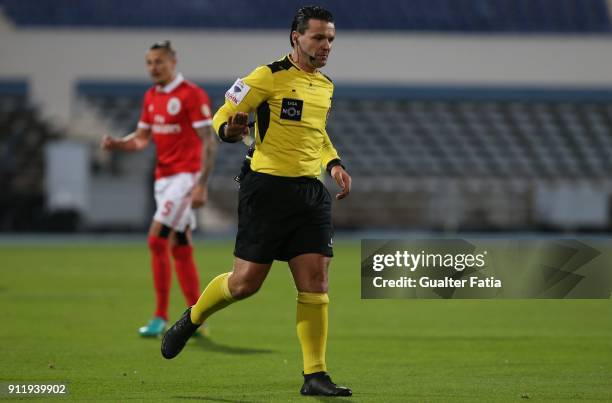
[162,201,174,216]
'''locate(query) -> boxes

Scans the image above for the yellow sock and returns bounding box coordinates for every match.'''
[190,272,235,325]
[296,292,329,374]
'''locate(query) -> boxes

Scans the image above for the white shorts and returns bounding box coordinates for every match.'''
[153,172,199,232]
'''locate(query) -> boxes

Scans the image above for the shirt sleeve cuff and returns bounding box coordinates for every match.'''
[192,119,213,128]
[326,159,345,175]
[137,121,151,129]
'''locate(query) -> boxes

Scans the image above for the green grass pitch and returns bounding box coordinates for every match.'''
[1,240,610,402]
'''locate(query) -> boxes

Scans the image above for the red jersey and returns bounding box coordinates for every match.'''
[138,74,213,179]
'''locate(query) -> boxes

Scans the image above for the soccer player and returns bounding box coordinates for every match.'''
[161,6,352,397]
[101,41,217,337]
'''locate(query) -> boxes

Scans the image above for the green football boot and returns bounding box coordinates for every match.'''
[138,317,167,337]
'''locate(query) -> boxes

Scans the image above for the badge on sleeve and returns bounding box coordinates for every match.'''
[225,78,251,105]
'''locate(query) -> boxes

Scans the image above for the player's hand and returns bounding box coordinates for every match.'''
[331,165,351,200]
[191,183,208,208]
[101,135,121,151]
[224,112,249,142]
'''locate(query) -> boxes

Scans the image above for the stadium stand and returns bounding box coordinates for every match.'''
[330,96,612,179]
[0,81,64,230]
[0,0,609,32]
[2,0,611,232]
[79,83,612,179]
[328,89,612,230]
[76,82,612,231]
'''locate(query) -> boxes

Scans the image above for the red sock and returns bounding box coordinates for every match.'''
[171,245,201,306]
[147,235,171,321]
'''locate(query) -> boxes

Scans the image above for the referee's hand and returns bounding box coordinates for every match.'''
[225,112,249,142]
[331,165,351,200]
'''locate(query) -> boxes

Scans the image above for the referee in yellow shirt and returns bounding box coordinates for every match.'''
[162,6,352,397]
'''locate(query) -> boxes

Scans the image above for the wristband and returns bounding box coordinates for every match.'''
[218,122,241,143]
[326,159,345,175]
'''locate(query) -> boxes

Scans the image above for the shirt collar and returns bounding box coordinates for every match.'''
[156,73,184,93]
[286,54,318,75]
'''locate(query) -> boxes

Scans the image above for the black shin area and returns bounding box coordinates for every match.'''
[158,225,172,239]
[175,230,189,245]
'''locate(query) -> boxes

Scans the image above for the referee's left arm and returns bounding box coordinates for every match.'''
[321,130,351,200]
[321,130,340,173]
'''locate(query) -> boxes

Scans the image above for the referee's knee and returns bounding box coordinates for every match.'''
[305,270,328,293]
[317,275,328,292]
[229,279,262,300]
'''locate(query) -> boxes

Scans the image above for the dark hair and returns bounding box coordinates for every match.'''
[150,40,176,58]
[290,6,334,47]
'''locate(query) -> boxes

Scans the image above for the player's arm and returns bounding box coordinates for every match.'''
[101,126,151,152]
[197,125,218,186]
[322,130,351,200]
[102,91,153,152]
[212,66,272,143]
[192,125,218,208]
[186,87,217,208]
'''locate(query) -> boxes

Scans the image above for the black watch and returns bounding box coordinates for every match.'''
[326,159,345,175]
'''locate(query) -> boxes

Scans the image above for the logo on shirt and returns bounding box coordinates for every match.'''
[167,97,181,115]
[225,78,251,105]
[148,104,154,113]
[152,124,181,134]
[280,98,303,121]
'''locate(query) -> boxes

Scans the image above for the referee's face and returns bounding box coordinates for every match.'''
[297,19,335,68]
[145,49,177,86]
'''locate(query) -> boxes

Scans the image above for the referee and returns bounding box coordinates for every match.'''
[162,6,352,397]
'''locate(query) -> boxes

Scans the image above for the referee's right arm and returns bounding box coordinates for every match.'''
[213,66,272,143]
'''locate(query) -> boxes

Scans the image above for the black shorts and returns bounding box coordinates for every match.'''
[234,170,334,264]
